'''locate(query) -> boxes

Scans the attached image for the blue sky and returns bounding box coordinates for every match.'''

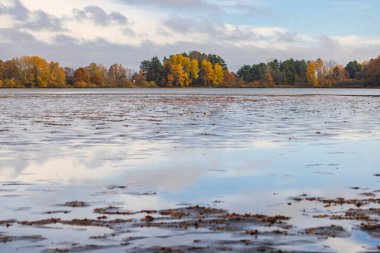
[237,0,380,35]
[0,0,379,71]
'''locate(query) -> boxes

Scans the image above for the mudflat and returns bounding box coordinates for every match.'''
[1,89,380,252]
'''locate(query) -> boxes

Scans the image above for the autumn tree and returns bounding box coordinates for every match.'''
[48,62,65,87]
[1,59,20,87]
[223,69,237,87]
[188,51,227,86]
[0,60,4,81]
[108,64,126,80]
[85,63,106,87]
[213,63,224,85]
[108,64,129,87]
[307,61,318,87]
[131,71,145,86]
[329,65,348,84]
[364,56,380,86]
[11,56,54,88]
[138,51,229,87]
[315,58,328,86]
[189,59,199,82]
[73,67,90,88]
[0,56,65,88]
[164,54,200,87]
[165,61,183,87]
[64,67,75,86]
[263,68,274,86]
[2,60,19,82]
[201,59,214,85]
[31,56,50,88]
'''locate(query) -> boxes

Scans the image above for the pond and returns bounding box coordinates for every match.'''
[0,89,380,252]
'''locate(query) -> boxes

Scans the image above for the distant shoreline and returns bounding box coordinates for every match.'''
[1,53,379,89]
[1,86,379,89]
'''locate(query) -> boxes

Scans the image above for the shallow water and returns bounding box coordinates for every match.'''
[1,89,380,252]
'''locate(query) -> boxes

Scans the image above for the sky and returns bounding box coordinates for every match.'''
[0,0,379,71]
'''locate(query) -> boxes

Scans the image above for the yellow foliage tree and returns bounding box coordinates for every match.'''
[315,58,327,86]
[190,59,199,81]
[48,62,65,87]
[30,56,49,88]
[165,62,184,87]
[14,56,50,88]
[165,54,200,87]
[213,63,224,85]
[307,61,318,87]
[201,59,214,85]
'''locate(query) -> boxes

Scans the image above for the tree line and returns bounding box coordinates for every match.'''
[0,52,379,88]
[236,58,378,88]
[0,56,135,88]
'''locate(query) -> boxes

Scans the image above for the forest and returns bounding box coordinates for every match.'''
[0,51,379,88]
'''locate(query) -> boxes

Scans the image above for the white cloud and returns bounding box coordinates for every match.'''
[0,0,379,70]
[0,14,13,29]
[333,35,380,47]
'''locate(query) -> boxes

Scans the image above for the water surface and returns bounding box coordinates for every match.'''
[1,89,380,252]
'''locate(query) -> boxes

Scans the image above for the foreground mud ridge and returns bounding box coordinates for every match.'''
[1,182,380,252]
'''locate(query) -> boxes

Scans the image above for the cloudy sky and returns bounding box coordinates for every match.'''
[0,0,379,71]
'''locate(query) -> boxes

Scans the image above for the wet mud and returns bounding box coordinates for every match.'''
[1,89,380,252]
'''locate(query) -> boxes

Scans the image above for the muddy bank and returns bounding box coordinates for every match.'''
[3,195,379,252]
[1,203,356,252]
